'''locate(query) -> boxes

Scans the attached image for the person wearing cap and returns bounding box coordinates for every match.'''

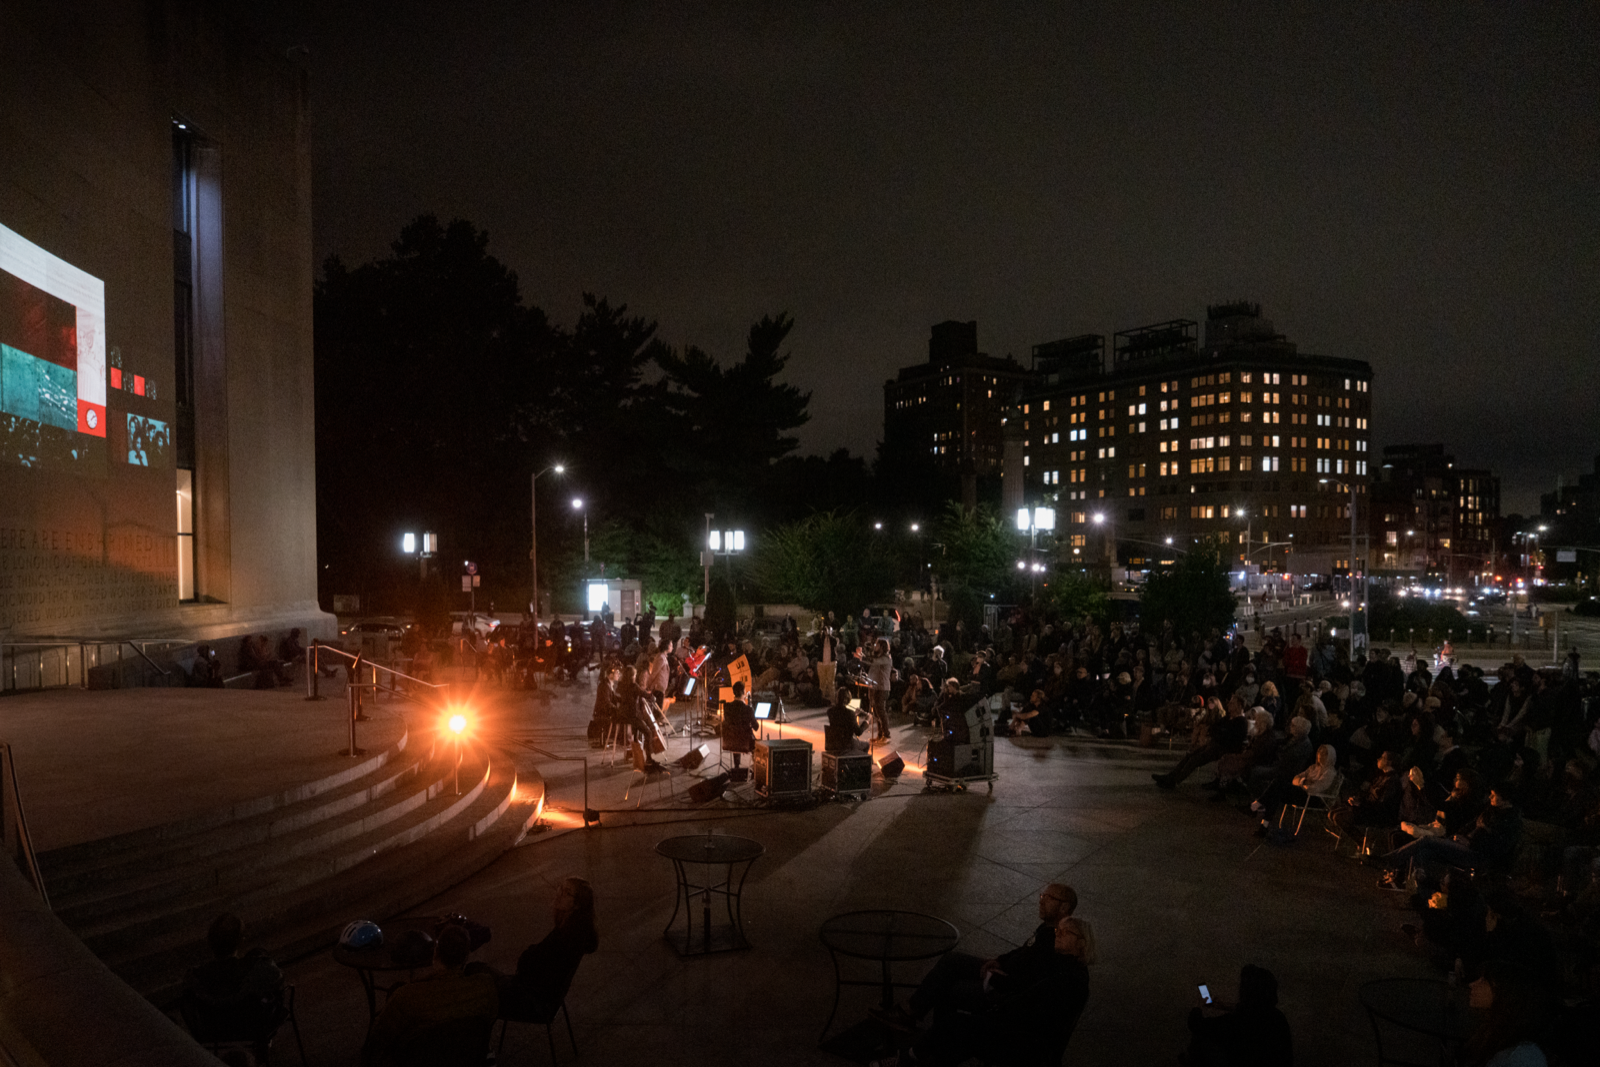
[364,924,497,1066]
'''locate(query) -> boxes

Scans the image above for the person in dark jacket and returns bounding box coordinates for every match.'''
[1330,751,1404,839]
[1154,699,1248,789]
[825,687,869,754]
[1377,788,1524,888]
[500,877,599,1016]
[1183,964,1293,1067]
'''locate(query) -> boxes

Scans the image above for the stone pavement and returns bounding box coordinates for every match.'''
[272,672,1438,1067]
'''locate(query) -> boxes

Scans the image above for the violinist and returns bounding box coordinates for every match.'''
[825,687,870,755]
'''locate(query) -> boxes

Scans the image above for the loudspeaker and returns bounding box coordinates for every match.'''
[675,744,710,771]
[821,751,873,798]
[688,773,730,804]
[877,750,905,778]
[926,740,993,779]
[754,738,813,798]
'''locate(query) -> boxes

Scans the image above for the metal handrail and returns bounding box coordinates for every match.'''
[0,742,48,907]
[122,640,170,679]
[309,642,449,695]
[513,741,595,826]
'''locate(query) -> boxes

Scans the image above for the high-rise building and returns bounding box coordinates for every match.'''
[1370,445,1501,584]
[1013,303,1374,579]
[882,321,1033,507]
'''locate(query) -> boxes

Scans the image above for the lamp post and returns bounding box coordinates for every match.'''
[572,498,589,563]
[529,463,565,621]
[1321,476,1364,660]
[1016,506,1056,595]
[448,712,466,795]
[1091,511,1114,585]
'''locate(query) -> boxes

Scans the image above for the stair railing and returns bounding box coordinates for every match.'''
[0,742,48,908]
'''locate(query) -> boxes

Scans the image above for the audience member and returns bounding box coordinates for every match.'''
[362,924,497,1067]
[1182,964,1292,1067]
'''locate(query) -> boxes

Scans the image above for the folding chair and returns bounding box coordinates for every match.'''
[1277,772,1343,836]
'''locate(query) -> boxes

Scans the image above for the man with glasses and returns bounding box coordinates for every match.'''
[871,883,1079,1030]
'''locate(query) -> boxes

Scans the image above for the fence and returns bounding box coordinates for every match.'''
[0,639,182,696]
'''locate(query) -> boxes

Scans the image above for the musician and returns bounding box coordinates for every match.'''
[721,681,759,780]
[865,639,897,744]
[617,666,664,770]
[825,687,870,754]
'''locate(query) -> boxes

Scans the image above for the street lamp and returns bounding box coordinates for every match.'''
[530,463,565,621]
[571,497,589,563]
[1321,477,1365,659]
[703,515,746,601]
[1016,506,1056,594]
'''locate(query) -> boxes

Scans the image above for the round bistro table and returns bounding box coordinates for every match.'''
[817,909,961,1041]
[1359,977,1471,1066]
[655,833,765,956]
[331,915,441,1023]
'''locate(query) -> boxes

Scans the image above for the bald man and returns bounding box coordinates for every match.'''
[873,883,1079,1029]
[875,916,1092,1067]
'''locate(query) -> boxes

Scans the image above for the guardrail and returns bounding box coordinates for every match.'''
[307,642,454,758]
[0,638,183,695]
[0,742,46,908]
[513,740,596,826]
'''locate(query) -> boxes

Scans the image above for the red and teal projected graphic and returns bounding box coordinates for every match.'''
[0,222,108,469]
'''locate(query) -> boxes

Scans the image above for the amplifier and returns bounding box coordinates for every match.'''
[926,740,993,780]
[820,751,872,799]
[754,738,813,798]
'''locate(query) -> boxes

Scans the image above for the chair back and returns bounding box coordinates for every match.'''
[181,989,283,1045]
[393,1014,495,1067]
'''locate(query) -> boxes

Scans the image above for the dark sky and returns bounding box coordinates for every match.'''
[243,1,1598,513]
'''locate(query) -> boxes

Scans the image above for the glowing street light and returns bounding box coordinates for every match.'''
[571,497,589,563]
[448,712,468,794]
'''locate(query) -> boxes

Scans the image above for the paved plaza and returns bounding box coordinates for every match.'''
[265,672,1435,1067]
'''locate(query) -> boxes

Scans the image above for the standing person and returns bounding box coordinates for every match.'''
[867,638,896,744]
[645,640,672,716]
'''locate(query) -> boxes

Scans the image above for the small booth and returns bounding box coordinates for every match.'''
[586,578,643,620]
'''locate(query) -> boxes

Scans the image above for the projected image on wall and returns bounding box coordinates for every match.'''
[122,413,171,468]
[0,222,107,470]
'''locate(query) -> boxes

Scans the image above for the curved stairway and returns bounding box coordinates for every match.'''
[35,720,541,1004]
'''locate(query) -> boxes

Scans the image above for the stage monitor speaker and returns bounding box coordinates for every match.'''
[876,750,904,778]
[675,744,710,771]
[754,738,812,798]
[927,740,993,779]
[688,773,730,804]
[821,751,873,798]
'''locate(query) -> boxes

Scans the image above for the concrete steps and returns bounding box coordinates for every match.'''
[37,720,541,1003]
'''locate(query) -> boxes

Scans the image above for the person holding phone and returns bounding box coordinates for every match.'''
[1182,965,1292,1066]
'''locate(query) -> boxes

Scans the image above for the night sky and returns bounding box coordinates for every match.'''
[244,1,1598,513]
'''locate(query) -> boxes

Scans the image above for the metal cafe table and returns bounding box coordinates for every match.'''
[331,915,442,1022]
[655,833,764,956]
[1359,977,1471,1066]
[817,910,961,1041]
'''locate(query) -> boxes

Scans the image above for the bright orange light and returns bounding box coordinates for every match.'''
[448,714,466,735]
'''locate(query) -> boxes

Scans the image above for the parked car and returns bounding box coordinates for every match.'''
[450,612,500,639]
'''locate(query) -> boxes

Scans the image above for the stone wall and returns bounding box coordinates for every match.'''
[0,0,330,642]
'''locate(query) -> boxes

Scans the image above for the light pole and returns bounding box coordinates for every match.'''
[1016,506,1056,595]
[572,498,589,563]
[1091,511,1114,584]
[1321,477,1365,660]
[529,463,565,620]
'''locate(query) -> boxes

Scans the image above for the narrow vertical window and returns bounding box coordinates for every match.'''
[173,120,199,599]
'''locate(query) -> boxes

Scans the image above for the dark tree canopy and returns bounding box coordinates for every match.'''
[1138,535,1237,639]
